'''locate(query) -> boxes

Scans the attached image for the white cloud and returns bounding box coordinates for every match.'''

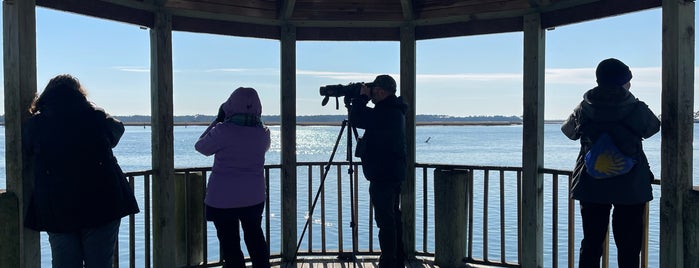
[297,70,388,81]
[205,68,251,72]
[114,66,149,72]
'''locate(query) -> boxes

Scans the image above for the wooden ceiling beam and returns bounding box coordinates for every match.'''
[416,16,523,39]
[36,0,154,27]
[401,0,415,20]
[172,15,280,39]
[541,0,662,28]
[164,0,277,19]
[33,0,663,41]
[280,0,297,20]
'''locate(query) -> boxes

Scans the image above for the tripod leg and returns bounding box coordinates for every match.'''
[293,120,348,263]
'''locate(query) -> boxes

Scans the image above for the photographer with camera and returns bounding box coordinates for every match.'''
[349,74,408,268]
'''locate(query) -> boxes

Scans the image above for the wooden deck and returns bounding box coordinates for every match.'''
[279,258,434,268]
[267,256,433,268]
[272,257,507,268]
[269,256,505,268]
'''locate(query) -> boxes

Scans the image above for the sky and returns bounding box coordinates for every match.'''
[0,6,696,120]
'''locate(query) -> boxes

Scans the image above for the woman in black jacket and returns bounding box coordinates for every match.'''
[23,74,139,267]
[561,59,660,268]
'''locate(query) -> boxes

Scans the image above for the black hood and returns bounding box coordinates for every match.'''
[580,85,638,123]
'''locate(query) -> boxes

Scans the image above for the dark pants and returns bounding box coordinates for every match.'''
[369,181,405,268]
[578,201,645,268]
[47,219,120,268]
[207,202,270,268]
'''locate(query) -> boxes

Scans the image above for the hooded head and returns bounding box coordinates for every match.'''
[222,87,262,117]
[596,58,632,86]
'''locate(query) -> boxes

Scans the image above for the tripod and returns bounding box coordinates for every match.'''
[293,96,361,263]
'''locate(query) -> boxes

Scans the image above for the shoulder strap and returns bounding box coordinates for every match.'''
[580,101,641,139]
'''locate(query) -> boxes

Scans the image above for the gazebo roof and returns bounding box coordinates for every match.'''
[37,0,661,40]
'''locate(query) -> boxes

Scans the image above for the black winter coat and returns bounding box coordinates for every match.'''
[561,85,660,205]
[23,107,140,232]
[350,94,408,183]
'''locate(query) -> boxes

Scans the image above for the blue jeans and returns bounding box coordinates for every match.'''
[47,219,121,268]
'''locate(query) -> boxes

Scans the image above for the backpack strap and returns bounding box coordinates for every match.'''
[579,101,643,158]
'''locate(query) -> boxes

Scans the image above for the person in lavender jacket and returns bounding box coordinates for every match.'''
[195,87,271,268]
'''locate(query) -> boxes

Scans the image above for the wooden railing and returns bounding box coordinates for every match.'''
[113,162,659,268]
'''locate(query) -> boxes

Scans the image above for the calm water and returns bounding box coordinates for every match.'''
[1,124,697,267]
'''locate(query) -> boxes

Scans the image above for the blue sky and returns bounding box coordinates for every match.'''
[2,6,695,119]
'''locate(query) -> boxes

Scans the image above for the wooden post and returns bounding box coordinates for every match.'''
[280,24,298,263]
[400,24,417,260]
[0,190,19,267]
[685,190,699,267]
[521,13,545,268]
[174,172,205,266]
[661,1,695,267]
[150,9,177,268]
[434,169,468,268]
[2,0,39,267]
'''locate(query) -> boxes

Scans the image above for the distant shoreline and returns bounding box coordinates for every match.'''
[119,121,567,127]
[0,121,570,127]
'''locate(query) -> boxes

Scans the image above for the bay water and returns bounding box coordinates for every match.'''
[1,124,696,267]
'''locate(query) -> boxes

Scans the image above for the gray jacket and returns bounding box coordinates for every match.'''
[561,85,660,205]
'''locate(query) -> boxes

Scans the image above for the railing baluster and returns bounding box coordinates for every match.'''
[320,164,327,253]
[113,164,656,268]
[184,171,190,266]
[553,174,559,268]
[517,170,522,265]
[500,170,505,263]
[353,163,359,253]
[468,169,474,260]
[144,174,151,268]
[129,176,136,268]
[337,164,343,251]
[483,169,489,261]
[422,167,428,253]
[568,171,575,268]
[308,165,313,253]
[203,171,210,265]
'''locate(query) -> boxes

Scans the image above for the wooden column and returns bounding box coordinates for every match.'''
[150,10,176,268]
[686,190,699,267]
[2,0,39,267]
[0,191,19,267]
[434,169,467,268]
[660,0,695,267]
[400,24,416,260]
[174,172,205,266]
[280,24,298,263]
[521,13,545,268]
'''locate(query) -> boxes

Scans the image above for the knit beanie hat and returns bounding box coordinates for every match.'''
[596,58,632,86]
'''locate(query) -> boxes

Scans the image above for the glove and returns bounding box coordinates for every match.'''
[215,104,226,122]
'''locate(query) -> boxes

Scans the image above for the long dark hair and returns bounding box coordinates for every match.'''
[29,74,92,115]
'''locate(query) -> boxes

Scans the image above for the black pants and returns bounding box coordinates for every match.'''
[369,181,405,268]
[578,201,645,268]
[207,202,270,268]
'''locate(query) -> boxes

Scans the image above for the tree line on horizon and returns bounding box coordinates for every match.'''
[105,114,524,123]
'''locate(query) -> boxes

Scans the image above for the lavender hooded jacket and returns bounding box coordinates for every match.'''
[195,88,271,209]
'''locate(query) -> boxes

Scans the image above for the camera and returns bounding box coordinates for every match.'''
[319,82,374,98]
